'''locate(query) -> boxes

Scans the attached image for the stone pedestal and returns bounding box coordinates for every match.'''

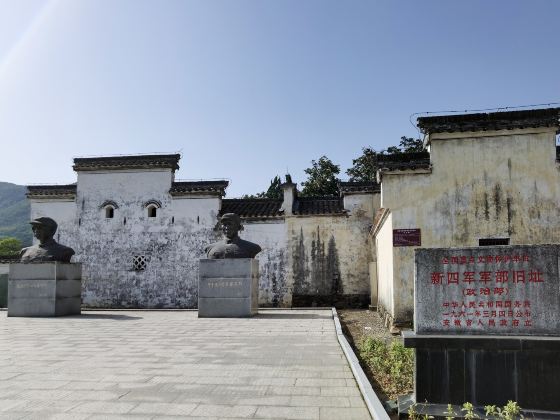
[8,263,82,317]
[402,332,560,413]
[402,245,560,417]
[198,259,258,318]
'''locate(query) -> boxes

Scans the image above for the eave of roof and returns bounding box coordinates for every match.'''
[339,181,380,194]
[170,181,229,197]
[73,154,181,171]
[417,108,560,134]
[293,196,346,216]
[378,160,432,172]
[27,184,77,199]
[370,208,391,238]
[220,198,283,219]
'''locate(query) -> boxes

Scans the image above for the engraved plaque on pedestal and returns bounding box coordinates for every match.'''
[8,263,82,317]
[198,259,258,318]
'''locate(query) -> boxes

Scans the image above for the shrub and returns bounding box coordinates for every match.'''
[358,337,413,398]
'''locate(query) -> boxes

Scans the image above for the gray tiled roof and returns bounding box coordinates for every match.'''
[293,197,345,216]
[339,181,380,194]
[417,108,560,134]
[170,181,228,197]
[73,154,180,171]
[378,160,431,172]
[219,196,347,218]
[220,199,283,218]
[377,151,431,172]
[27,184,77,198]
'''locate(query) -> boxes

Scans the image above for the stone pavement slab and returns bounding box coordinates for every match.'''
[0,309,371,419]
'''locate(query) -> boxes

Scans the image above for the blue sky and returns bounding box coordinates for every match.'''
[0,0,559,197]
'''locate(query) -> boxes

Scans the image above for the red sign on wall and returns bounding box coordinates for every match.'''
[393,229,421,247]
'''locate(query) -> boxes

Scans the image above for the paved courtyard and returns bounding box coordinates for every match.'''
[0,309,371,420]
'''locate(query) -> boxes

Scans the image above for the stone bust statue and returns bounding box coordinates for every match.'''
[205,213,261,259]
[20,217,75,263]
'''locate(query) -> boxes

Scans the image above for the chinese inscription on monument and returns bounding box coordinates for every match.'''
[415,245,560,335]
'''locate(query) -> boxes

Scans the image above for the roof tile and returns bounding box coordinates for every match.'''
[73,154,180,171]
[294,197,345,216]
[220,199,283,218]
[339,181,380,194]
[27,184,77,198]
[417,108,560,134]
[170,181,228,197]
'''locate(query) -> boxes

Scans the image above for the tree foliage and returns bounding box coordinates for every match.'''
[0,237,22,255]
[244,176,284,199]
[398,136,424,153]
[300,156,341,197]
[345,147,382,183]
[257,176,283,199]
[346,136,424,182]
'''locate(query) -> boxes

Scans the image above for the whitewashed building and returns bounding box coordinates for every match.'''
[27,155,378,308]
[371,107,560,327]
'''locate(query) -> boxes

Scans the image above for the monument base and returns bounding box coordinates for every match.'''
[8,263,82,317]
[403,332,560,413]
[198,258,258,318]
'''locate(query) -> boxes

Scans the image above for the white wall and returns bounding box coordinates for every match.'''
[375,212,393,318]
[242,221,288,306]
[28,167,379,309]
[378,127,560,324]
[29,199,77,246]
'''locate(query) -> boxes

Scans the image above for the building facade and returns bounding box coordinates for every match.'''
[372,108,560,326]
[25,107,559,319]
[27,155,378,308]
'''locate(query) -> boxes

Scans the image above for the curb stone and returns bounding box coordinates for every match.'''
[332,307,390,420]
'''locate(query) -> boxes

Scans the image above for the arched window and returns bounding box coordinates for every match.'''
[100,200,119,219]
[143,200,161,218]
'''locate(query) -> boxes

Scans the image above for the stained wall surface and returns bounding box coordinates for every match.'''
[27,171,377,308]
[286,195,376,307]
[376,127,560,324]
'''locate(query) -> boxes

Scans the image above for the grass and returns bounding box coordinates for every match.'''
[357,336,414,400]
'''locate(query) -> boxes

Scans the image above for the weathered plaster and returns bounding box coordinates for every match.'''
[28,167,378,309]
[241,221,288,307]
[376,128,560,324]
[286,204,374,307]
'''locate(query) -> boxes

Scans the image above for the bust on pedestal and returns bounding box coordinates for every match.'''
[8,217,82,317]
[199,213,261,318]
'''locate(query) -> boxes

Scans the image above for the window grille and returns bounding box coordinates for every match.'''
[132,256,147,271]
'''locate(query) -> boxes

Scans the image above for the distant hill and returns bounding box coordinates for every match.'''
[0,182,31,246]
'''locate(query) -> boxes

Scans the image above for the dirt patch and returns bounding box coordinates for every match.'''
[338,308,395,345]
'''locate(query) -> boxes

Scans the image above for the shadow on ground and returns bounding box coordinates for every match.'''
[68,314,143,320]
[256,312,332,320]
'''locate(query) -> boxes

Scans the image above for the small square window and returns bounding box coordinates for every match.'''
[132,255,147,271]
[479,238,509,246]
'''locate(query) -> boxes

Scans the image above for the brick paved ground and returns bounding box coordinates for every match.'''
[0,309,371,420]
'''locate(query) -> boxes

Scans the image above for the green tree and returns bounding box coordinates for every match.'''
[397,136,424,153]
[0,237,22,255]
[346,136,424,182]
[243,175,283,199]
[300,156,341,197]
[346,147,381,182]
[258,175,283,199]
